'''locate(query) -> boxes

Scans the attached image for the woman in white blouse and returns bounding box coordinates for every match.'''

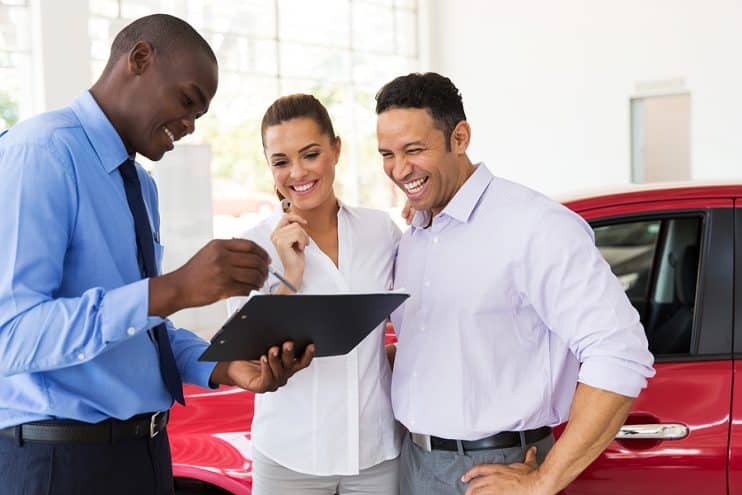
[228,94,401,495]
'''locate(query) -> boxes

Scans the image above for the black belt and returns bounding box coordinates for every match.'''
[0,411,169,444]
[421,426,551,452]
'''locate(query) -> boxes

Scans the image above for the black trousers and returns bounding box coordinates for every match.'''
[0,427,174,495]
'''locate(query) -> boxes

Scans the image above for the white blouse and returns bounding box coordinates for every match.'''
[227,203,402,476]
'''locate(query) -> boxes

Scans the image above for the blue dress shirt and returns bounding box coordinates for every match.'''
[0,91,216,428]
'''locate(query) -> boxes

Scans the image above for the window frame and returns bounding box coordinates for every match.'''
[589,207,733,363]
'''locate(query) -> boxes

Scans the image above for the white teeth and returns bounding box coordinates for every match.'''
[404,177,426,193]
[293,181,316,192]
[163,127,175,143]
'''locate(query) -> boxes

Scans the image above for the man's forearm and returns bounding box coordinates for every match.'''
[534,383,634,494]
[148,273,183,317]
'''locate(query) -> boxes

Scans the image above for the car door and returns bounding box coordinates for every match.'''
[727,200,742,494]
[563,199,734,495]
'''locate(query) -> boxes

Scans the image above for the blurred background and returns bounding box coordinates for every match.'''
[1,0,740,335]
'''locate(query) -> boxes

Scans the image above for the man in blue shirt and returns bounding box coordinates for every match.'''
[0,14,313,494]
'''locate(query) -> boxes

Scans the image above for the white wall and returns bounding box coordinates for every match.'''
[31,0,90,112]
[428,0,742,196]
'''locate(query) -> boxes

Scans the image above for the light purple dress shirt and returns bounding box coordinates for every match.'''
[391,163,655,440]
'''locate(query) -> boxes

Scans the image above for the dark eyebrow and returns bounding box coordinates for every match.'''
[269,143,321,159]
[378,141,425,154]
[404,141,426,148]
[298,143,321,153]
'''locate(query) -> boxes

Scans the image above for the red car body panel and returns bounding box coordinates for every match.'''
[169,386,255,494]
[728,362,742,494]
[561,361,732,495]
[170,184,742,494]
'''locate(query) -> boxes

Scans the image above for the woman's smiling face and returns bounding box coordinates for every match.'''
[264,117,341,212]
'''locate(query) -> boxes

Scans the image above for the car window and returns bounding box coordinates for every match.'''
[593,216,702,356]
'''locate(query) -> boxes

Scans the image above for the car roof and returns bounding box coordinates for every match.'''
[558,181,742,212]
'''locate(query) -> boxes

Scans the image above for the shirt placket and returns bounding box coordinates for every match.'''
[303,210,358,471]
[406,220,443,430]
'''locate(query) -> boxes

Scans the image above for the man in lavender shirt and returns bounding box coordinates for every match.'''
[375,73,655,495]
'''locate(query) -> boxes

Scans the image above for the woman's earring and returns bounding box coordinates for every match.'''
[281,198,291,213]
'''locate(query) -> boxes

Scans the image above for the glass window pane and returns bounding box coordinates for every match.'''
[0,66,20,128]
[396,0,417,9]
[197,73,278,181]
[209,34,277,75]
[0,53,31,122]
[395,8,417,56]
[593,217,702,356]
[595,220,660,302]
[89,16,129,61]
[350,86,395,208]
[352,2,394,53]
[278,0,349,47]
[280,44,350,83]
[89,0,120,17]
[190,0,276,38]
[211,73,278,124]
[353,53,412,86]
[90,60,106,84]
[645,217,701,355]
[0,6,30,51]
[120,0,166,19]
[89,17,114,61]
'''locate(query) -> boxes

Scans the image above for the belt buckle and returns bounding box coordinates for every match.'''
[411,432,432,452]
[149,412,163,439]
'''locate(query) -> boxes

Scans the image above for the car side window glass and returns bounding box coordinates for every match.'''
[594,217,702,356]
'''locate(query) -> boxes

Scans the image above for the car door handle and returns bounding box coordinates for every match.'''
[616,423,688,440]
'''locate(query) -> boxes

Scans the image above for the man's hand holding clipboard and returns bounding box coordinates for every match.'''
[200,292,409,363]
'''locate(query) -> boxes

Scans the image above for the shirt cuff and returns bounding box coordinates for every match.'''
[180,344,219,389]
[100,279,164,343]
[578,357,650,398]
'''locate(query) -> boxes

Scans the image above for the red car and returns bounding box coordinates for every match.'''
[169,183,742,494]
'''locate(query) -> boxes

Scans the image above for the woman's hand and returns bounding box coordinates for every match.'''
[270,213,310,291]
[402,201,417,225]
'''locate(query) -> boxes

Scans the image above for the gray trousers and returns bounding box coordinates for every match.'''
[400,432,554,495]
[252,447,399,495]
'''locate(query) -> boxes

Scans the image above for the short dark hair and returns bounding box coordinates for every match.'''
[375,72,466,151]
[260,94,337,201]
[260,94,337,148]
[103,14,216,74]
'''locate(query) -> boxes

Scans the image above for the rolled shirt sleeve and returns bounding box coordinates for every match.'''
[521,203,656,398]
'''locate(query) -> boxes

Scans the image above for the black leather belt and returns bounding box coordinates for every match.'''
[414,426,551,452]
[0,411,169,444]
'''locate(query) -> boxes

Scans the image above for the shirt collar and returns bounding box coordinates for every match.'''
[336,198,355,220]
[71,91,130,173]
[410,162,493,230]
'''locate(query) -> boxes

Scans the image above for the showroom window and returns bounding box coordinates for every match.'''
[89,0,420,234]
[0,0,32,129]
[594,216,702,356]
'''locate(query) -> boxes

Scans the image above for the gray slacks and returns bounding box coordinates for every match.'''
[400,432,554,495]
[252,447,399,495]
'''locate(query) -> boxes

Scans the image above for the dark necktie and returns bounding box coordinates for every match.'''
[119,158,185,405]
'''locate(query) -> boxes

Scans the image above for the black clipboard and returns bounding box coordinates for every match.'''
[198,292,409,362]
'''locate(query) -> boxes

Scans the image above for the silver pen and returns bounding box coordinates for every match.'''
[268,265,298,293]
